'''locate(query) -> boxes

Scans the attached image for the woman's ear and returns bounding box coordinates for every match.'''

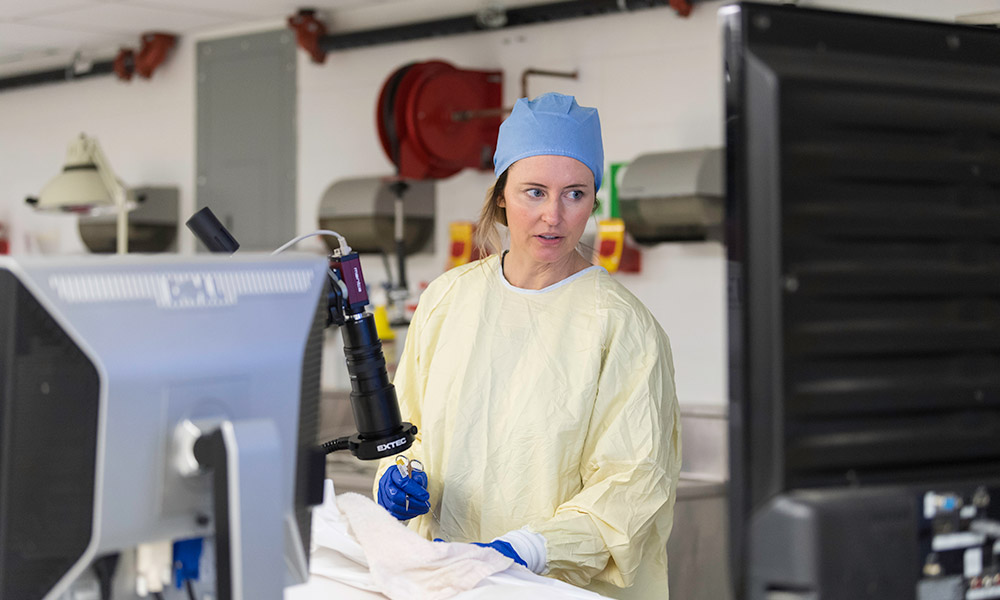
[498,195,506,208]
[592,197,601,215]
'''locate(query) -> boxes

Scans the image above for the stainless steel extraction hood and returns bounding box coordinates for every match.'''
[318,176,434,255]
[619,148,724,243]
[78,186,179,253]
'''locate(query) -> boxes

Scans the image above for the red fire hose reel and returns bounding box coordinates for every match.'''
[377,60,503,180]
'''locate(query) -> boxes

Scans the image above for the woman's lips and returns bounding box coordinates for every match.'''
[535,234,563,245]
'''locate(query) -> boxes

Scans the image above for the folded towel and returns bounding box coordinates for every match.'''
[309,481,381,593]
[337,493,513,600]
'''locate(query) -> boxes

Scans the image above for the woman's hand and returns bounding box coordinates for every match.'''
[377,467,430,520]
[472,540,528,567]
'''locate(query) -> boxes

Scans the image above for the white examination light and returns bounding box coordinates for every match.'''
[29,134,136,254]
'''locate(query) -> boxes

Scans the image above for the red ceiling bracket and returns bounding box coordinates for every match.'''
[288,9,328,64]
[113,48,135,81]
[113,32,176,81]
[136,33,177,78]
[669,0,693,17]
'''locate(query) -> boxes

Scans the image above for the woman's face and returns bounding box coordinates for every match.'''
[501,154,595,268]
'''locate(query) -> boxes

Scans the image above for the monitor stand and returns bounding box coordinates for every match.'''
[195,420,285,600]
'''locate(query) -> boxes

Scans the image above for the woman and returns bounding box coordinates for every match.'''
[375,92,681,599]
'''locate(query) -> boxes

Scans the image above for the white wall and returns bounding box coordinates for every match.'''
[1,0,995,405]
[297,2,730,402]
[0,39,197,254]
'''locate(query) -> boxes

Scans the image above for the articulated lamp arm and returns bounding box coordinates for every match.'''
[78,135,132,254]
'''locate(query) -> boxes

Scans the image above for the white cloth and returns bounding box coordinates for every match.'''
[339,492,510,599]
[296,480,608,600]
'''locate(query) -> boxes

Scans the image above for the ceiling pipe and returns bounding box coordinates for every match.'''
[0,0,696,90]
[0,60,116,91]
[291,0,696,63]
[0,32,177,93]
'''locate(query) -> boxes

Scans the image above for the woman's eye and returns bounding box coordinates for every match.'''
[567,190,585,200]
[526,188,544,198]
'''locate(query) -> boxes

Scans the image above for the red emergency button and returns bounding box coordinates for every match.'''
[599,239,617,257]
[447,221,477,270]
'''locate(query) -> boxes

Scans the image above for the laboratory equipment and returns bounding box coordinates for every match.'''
[25,133,136,254]
[186,207,417,463]
[1,208,418,598]
[375,59,502,322]
[186,206,239,253]
[317,176,434,257]
[79,186,179,253]
[725,3,1000,599]
[314,248,417,459]
[395,455,424,479]
[0,253,329,600]
[617,148,723,243]
[317,176,434,324]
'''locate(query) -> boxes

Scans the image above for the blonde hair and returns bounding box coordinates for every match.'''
[474,167,602,259]
[474,169,509,258]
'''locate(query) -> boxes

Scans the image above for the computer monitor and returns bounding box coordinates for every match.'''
[0,253,328,600]
[724,3,1000,599]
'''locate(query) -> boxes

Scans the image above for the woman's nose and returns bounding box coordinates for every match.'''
[541,198,562,224]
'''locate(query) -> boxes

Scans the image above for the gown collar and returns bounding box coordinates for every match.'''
[498,250,604,295]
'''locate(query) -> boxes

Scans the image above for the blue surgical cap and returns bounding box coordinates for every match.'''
[493,92,604,191]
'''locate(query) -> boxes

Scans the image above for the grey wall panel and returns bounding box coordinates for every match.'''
[196,30,296,252]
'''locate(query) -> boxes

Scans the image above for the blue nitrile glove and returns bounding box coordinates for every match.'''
[472,540,527,567]
[377,467,430,520]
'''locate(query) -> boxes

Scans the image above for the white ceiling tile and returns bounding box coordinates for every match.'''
[0,21,126,53]
[0,0,99,21]
[128,0,265,19]
[133,0,292,19]
[131,0,401,20]
[0,0,447,77]
[24,3,239,36]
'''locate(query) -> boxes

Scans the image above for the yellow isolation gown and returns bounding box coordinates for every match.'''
[374,253,681,599]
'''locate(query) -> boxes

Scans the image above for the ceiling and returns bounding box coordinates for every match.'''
[3,0,999,78]
[0,0,493,77]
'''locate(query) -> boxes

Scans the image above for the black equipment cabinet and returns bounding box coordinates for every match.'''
[724,4,1000,599]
